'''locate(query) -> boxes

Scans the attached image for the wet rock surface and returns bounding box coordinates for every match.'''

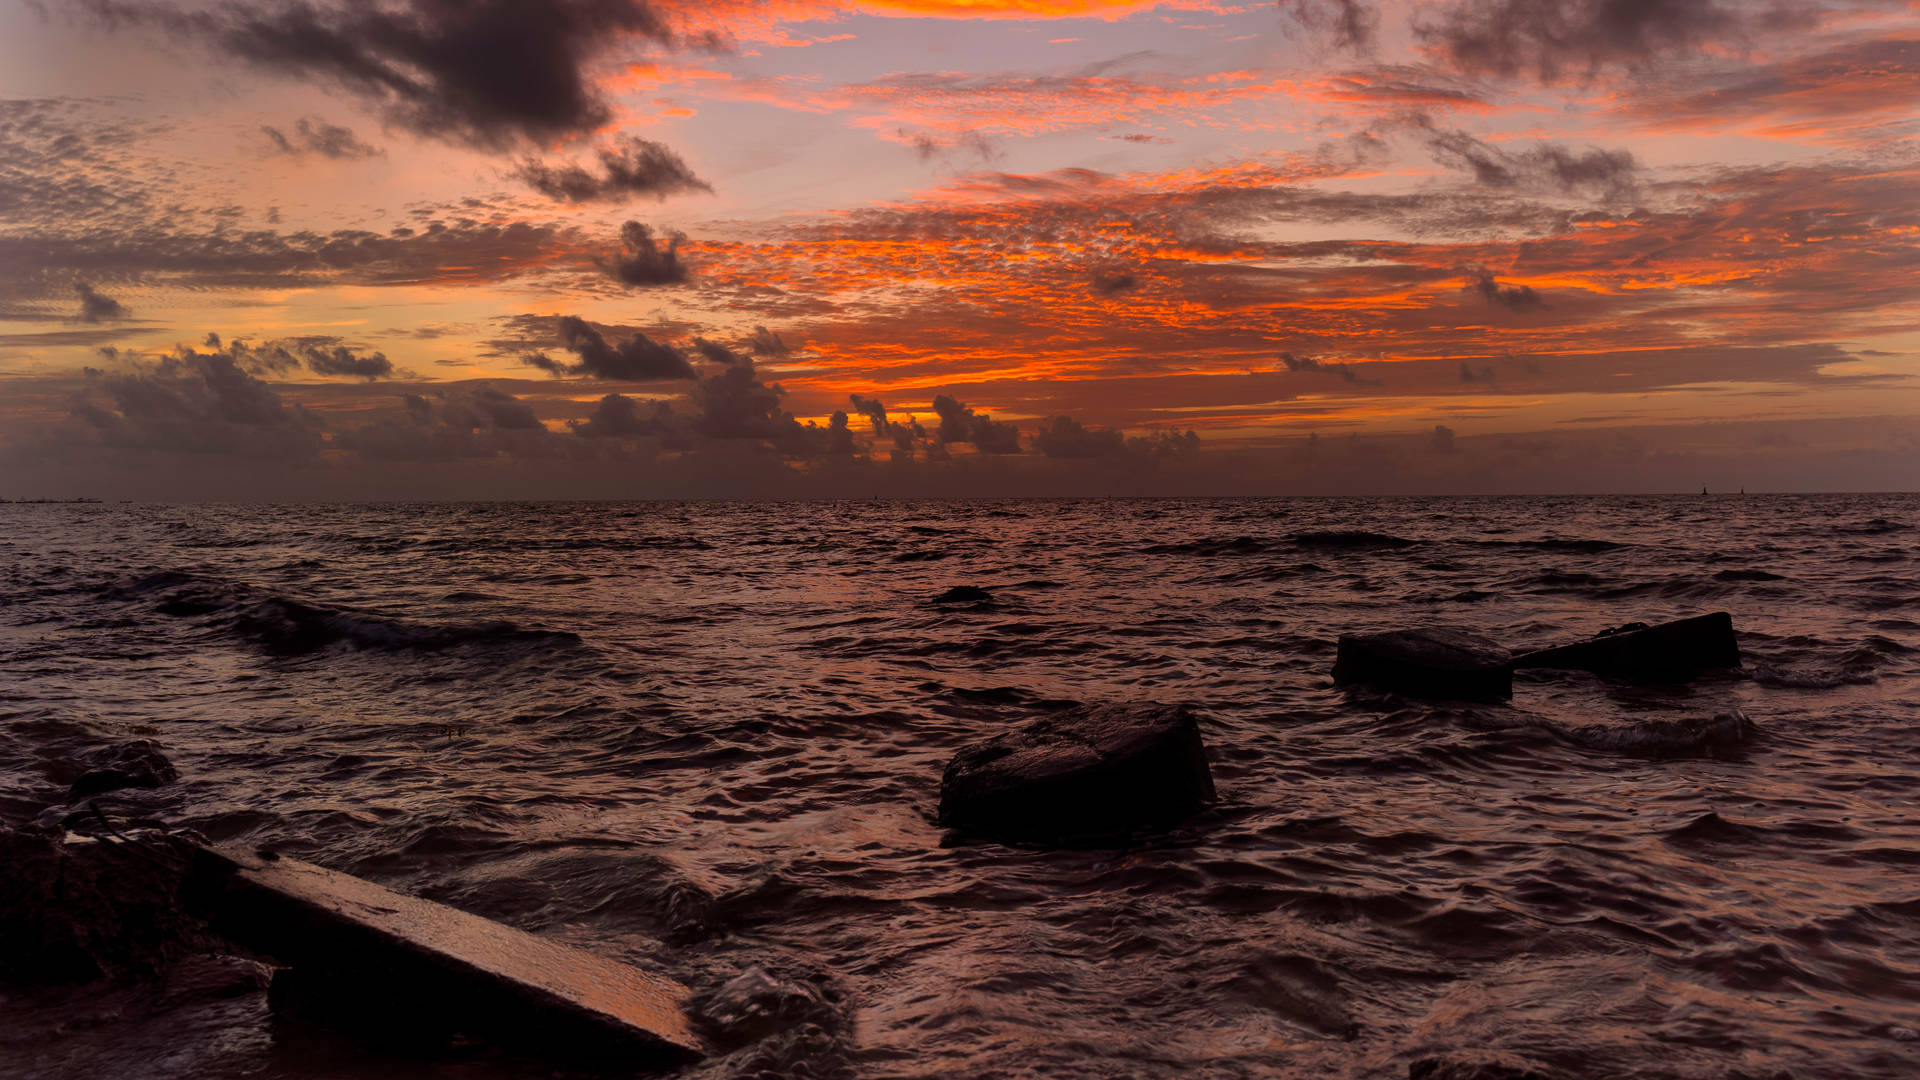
[1515,611,1740,682]
[938,702,1215,844]
[66,740,179,802]
[1334,628,1514,700]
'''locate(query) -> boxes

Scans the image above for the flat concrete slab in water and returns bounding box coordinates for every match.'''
[192,845,703,1065]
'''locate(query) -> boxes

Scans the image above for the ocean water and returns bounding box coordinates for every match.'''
[1,495,1917,1080]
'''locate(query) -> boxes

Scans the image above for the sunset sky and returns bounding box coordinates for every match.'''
[2,0,1917,498]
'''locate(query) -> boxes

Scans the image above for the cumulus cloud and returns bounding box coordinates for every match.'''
[1281,351,1379,385]
[73,282,128,323]
[607,220,689,286]
[1034,415,1123,458]
[67,346,322,457]
[261,116,382,160]
[571,392,688,446]
[80,0,672,150]
[849,393,891,435]
[1415,0,1823,83]
[1466,268,1545,311]
[1035,416,1202,459]
[930,394,1022,454]
[525,316,695,380]
[334,384,561,460]
[1430,423,1458,453]
[515,135,711,203]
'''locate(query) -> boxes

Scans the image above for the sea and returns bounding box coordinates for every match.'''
[1,495,1916,1080]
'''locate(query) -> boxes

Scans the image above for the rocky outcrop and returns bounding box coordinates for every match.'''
[0,826,212,985]
[937,703,1215,845]
[1333,628,1514,700]
[67,740,178,802]
[1514,612,1739,682]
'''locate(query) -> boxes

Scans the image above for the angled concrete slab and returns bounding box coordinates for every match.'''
[190,845,703,1065]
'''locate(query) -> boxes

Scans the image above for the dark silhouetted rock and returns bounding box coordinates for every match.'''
[190,845,704,1064]
[937,703,1215,844]
[66,739,178,802]
[1515,611,1739,682]
[932,585,993,605]
[1410,1057,1559,1080]
[0,826,212,985]
[1333,628,1513,700]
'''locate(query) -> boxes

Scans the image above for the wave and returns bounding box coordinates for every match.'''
[1466,709,1759,755]
[1287,530,1419,549]
[1466,538,1629,554]
[111,571,579,656]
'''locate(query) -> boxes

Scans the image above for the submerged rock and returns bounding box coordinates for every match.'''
[1514,612,1739,682]
[937,703,1215,844]
[693,966,843,1050]
[1333,628,1513,700]
[1556,711,1758,754]
[931,585,993,605]
[67,739,178,802]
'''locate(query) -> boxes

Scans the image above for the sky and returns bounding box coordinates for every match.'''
[1,0,1917,499]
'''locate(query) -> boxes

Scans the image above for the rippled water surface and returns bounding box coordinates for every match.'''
[3,496,1917,1079]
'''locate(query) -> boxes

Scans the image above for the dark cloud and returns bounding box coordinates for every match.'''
[931,394,1022,454]
[1460,361,1497,384]
[571,392,687,446]
[67,347,322,457]
[526,316,695,380]
[81,0,671,150]
[693,351,788,439]
[1280,0,1379,52]
[1466,268,1545,311]
[1281,351,1379,385]
[849,393,890,435]
[1414,0,1820,83]
[515,135,711,204]
[1092,270,1139,295]
[824,410,857,455]
[1034,415,1123,458]
[261,116,382,160]
[608,220,689,286]
[74,282,127,322]
[749,326,791,356]
[333,384,564,460]
[1420,123,1638,198]
[1430,423,1458,453]
[299,341,395,380]
[1035,416,1202,459]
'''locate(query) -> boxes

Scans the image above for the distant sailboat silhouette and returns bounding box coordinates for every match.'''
[1701,484,1708,495]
